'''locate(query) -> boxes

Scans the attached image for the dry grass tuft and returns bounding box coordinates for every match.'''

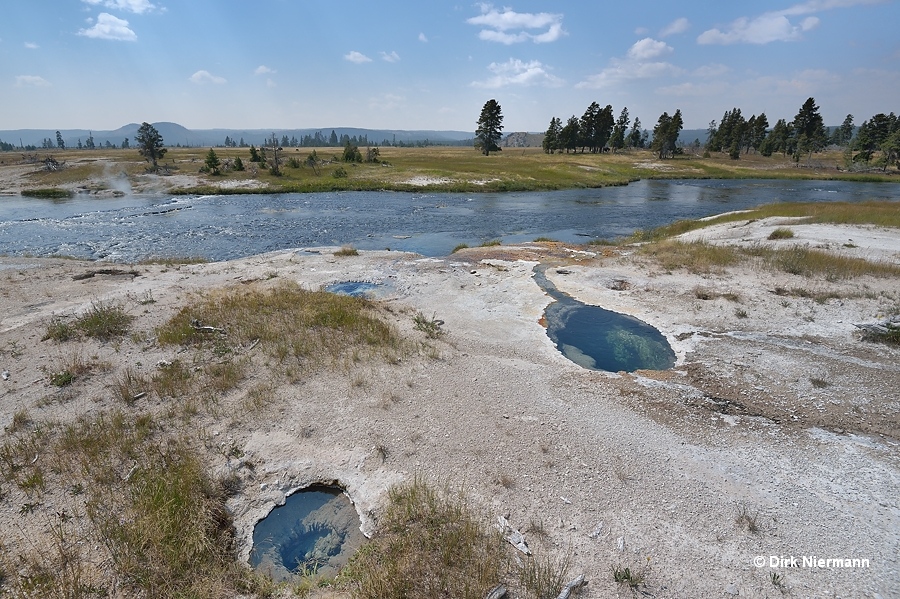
[768,227,795,240]
[43,301,134,343]
[641,240,742,274]
[341,477,509,599]
[157,282,401,375]
[334,246,359,257]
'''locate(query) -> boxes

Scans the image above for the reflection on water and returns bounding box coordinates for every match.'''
[534,266,675,372]
[251,486,364,581]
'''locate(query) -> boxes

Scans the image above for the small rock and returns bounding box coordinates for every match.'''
[486,584,507,599]
[724,582,739,596]
[1,371,9,381]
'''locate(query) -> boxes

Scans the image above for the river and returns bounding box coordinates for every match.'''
[2,179,899,262]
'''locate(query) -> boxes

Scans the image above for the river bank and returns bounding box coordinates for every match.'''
[1,215,897,597]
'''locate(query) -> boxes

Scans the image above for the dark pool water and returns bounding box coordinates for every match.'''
[534,266,676,372]
[250,486,364,581]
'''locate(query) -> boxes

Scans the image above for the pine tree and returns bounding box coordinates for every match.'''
[651,109,683,159]
[610,107,630,153]
[628,118,645,148]
[543,117,562,154]
[475,99,504,156]
[791,97,827,163]
[135,122,167,171]
[204,148,221,175]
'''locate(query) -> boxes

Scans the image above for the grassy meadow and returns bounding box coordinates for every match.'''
[10,144,899,197]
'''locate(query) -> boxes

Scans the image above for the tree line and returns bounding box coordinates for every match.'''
[542,104,651,155]
[528,96,898,170]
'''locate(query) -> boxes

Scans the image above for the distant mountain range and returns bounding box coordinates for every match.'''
[0,122,723,150]
[0,122,476,149]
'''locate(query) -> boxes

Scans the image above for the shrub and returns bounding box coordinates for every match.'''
[332,166,348,178]
[768,227,795,240]
[413,312,444,339]
[334,246,359,257]
[77,301,134,341]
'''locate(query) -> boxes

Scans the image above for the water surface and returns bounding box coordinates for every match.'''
[2,179,898,261]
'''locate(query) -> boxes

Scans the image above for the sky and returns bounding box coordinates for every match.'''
[2,0,899,133]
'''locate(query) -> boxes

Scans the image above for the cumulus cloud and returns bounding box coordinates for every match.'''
[418,32,428,42]
[660,17,690,37]
[254,65,275,75]
[344,50,372,64]
[380,51,400,63]
[697,0,880,45]
[577,38,681,89]
[15,75,51,87]
[24,42,39,49]
[467,3,565,44]
[472,58,563,89]
[78,13,137,41]
[655,81,729,97]
[81,0,156,14]
[189,70,226,84]
[627,38,673,60]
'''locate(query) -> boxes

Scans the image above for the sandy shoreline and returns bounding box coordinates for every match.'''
[1,219,898,597]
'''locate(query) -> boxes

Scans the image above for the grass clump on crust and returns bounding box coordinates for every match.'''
[341,476,508,599]
[157,282,400,374]
[43,301,134,343]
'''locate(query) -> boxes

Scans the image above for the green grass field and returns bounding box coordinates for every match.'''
[12,145,898,196]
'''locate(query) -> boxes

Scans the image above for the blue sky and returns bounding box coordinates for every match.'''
[2,0,898,132]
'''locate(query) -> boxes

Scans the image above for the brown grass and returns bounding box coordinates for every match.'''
[341,477,509,599]
[157,282,401,374]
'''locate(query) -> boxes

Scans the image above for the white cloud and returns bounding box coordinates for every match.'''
[467,4,565,44]
[627,38,672,60]
[81,0,156,14]
[656,81,729,97]
[15,75,51,87]
[255,65,275,75]
[418,32,428,42]
[368,93,405,112]
[472,58,563,89]
[697,0,880,45]
[344,50,372,64]
[189,70,226,84]
[660,17,690,37]
[380,51,400,63]
[577,39,682,89]
[266,78,276,88]
[693,63,730,78]
[24,42,39,49]
[78,13,137,41]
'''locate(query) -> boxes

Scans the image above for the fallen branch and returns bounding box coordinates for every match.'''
[190,319,225,334]
[497,515,531,555]
[555,574,587,599]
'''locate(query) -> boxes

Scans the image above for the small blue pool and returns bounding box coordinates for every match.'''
[534,266,675,372]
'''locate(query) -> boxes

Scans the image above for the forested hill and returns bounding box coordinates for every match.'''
[0,123,474,150]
